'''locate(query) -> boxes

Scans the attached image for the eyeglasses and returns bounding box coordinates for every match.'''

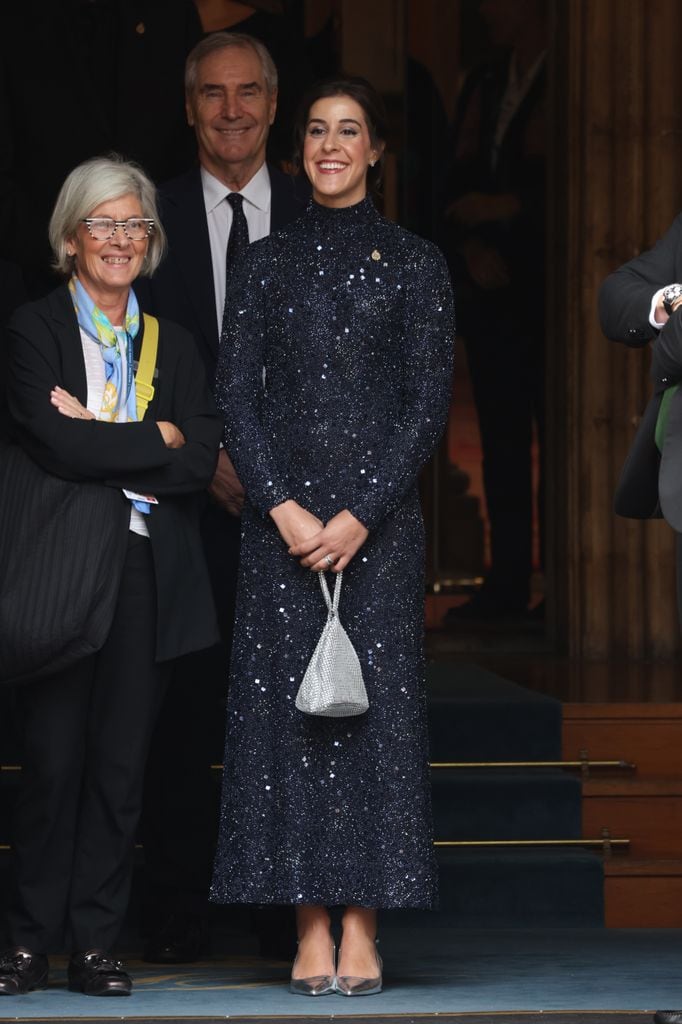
[81,217,155,241]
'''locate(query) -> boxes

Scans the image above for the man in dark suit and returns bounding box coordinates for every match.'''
[442,0,547,620]
[600,222,682,564]
[600,220,682,1024]
[139,31,308,964]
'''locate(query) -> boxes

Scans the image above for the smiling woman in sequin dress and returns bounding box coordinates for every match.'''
[211,76,455,996]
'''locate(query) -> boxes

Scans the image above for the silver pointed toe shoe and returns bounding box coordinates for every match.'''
[335,945,382,996]
[289,942,336,996]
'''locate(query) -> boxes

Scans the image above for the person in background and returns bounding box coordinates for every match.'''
[192,0,316,167]
[138,31,308,965]
[443,0,547,620]
[599,213,682,1024]
[0,155,221,997]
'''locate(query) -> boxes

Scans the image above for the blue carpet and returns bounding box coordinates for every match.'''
[426,663,563,762]
[0,928,680,1018]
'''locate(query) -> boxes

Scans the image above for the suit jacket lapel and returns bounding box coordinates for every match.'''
[269,165,310,232]
[162,169,218,361]
[48,286,89,405]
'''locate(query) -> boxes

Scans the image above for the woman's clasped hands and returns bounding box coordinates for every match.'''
[270,500,369,572]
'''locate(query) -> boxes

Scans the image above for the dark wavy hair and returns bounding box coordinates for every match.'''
[292,76,388,191]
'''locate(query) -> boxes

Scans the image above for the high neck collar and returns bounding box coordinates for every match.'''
[307,195,377,223]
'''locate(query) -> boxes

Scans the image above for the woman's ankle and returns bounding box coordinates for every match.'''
[340,907,378,943]
[295,905,332,943]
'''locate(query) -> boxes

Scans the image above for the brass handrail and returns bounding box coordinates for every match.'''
[435,828,629,857]
[434,839,629,848]
[1,760,636,773]
[430,760,634,770]
[0,839,628,854]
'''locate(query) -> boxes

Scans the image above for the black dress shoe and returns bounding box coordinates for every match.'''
[0,947,48,995]
[654,1013,682,1023]
[68,950,132,996]
[252,905,298,961]
[142,911,209,964]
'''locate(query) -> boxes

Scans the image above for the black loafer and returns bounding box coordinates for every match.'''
[68,950,132,996]
[0,947,48,995]
[654,1014,682,1024]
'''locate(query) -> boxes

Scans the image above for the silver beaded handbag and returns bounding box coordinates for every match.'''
[295,571,368,718]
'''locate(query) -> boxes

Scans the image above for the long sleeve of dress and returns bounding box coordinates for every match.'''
[348,246,455,531]
[215,249,294,517]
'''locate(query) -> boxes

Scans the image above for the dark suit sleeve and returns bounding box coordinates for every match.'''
[598,213,682,347]
[107,323,221,496]
[651,307,682,387]
[7,304,172,479]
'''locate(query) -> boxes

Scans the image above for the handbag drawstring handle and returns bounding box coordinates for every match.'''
[318,570,342,618]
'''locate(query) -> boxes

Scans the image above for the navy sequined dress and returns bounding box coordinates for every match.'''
[211,196,454,909]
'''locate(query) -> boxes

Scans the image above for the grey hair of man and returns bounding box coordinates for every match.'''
[184,32,278,98]
[49,154,167,278]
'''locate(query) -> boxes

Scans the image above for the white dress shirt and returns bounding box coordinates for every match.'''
[201,163,272,335]
[651,288,668,329]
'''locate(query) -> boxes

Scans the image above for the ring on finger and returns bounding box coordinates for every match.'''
[324,554,334,567]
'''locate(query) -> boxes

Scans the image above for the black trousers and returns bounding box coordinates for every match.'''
[140,504,240,920]
[463,309,545,605]
[7,533,170,954]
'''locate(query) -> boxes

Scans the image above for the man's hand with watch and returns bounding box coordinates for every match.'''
[657,282,682,323]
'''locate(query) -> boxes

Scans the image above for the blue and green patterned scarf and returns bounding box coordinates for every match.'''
[68,275,149,514]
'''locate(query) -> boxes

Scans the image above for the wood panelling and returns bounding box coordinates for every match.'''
[583,791,682,859]
[564,699,682,924]
[605,862,682,928]
[563,703,682,777]
[551,0,682,657]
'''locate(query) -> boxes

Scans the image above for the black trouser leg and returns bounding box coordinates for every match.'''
[68,535,169,952]
[7,660,94,953]
[464,323,544,606]
[141,506,239,921]
[7,534,168,954]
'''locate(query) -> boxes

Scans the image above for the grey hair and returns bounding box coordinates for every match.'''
[49,154,167,277]
[185,32,278,97]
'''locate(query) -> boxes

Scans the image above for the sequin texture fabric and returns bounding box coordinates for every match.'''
[211,196,455,908]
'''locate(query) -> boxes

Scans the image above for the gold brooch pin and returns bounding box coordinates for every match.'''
[371,249,381,261]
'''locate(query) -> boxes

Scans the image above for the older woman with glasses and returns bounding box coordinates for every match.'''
[0,155,221,998]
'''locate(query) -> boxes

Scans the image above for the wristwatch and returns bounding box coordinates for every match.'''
[662,283,682,315]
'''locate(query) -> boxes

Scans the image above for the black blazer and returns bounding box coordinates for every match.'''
[442,53,546,335]
[138,163,310,377]
[600,213,682,529]
[5,285,222,660]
